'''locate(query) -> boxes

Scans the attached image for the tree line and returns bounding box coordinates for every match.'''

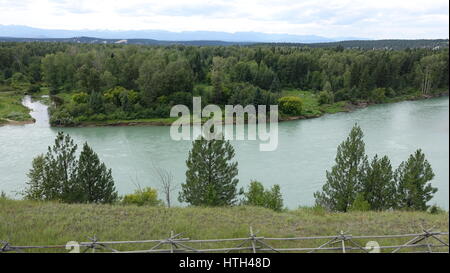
[24,126,438,213]
[0,42,448,125]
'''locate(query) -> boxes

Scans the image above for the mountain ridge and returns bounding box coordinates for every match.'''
[0,25,361,43]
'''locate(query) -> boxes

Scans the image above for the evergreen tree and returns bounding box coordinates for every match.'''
[395,149,437,211]
[25,133,117,204]
[179,135,239,206]
[45,132,79,202]
[314,124,368,212]
[25,155,48,200]
[269,75,281,92]
[361,155,396,210]
[77,143,118,204]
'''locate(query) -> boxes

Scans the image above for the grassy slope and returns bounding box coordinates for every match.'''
[0,199,448,252]
[0,87,32,124]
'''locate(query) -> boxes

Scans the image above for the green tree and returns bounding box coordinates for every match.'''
[25,133,118,204]
[314,124,368,212]
[76,143,118,204]
[361,155,396,210]
[25,155,48,200]
[179,135,239,206]
[210,56,227,105]
[370,88,386,103]
[318,91,334,105]
[395,149,437,211]
[25,132,78,202]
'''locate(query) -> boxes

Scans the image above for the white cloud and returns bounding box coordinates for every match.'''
[0,0,448,38]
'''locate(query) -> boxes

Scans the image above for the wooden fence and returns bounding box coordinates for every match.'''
[1,227,448,253]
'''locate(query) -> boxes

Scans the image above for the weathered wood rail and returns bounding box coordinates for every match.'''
[1,227,448,253]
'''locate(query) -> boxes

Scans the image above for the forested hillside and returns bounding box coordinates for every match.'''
[262,39,449,50]
[0,42,448,126]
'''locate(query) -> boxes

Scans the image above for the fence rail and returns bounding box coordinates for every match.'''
[1,227,448,253]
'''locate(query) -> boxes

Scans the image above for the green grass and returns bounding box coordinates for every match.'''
[281,89,348,118]
[0,88,32,123]
[0,199,447,253]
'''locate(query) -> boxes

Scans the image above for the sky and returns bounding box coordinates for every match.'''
[0,0,448,39]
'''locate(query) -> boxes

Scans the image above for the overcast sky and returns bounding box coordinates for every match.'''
[0,0,448,39]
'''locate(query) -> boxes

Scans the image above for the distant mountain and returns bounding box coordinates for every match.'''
[0,25,356,43]
[0,36,251,46]
[1,36,448,50]
[1,25,447,49]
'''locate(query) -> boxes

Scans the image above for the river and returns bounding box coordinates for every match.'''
[0,96,448,209]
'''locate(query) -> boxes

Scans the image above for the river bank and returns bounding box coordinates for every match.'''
[52,90,449,128]
[1,89,448,128]
[0,91,34,126]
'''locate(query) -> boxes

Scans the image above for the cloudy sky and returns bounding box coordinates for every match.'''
[0,0,448,39]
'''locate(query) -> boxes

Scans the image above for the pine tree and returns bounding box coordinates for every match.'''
[25,133,118,204]
[269,75,281,92]
[361,155,396,210]
[25,155,48,200]
[179,135,239,206]
[77,143,118,204]
[45,132,79,202]
[314,124,368,212]
[395,149,437,211]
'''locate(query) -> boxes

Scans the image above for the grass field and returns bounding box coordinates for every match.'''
[0,87,32,124]
[0,199,448,253]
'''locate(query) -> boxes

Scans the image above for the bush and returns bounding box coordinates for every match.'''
[72,92,89,104]
[318,91,334,105]
[278,96,303,116]
[49,108,77,126]
[428,205,445,214]
[122,187,163,206]
[370,88,386,103]
[243,181,284,212]
[27,83,41,94]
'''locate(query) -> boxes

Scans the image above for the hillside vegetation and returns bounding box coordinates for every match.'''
[0,199,447,253]
[0,88,32,124]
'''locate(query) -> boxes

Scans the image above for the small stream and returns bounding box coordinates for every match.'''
[21,95,50,127]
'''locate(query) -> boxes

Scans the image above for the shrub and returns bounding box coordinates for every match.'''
[428,205,445,215]
[49,108,77,126]
[370,88,387,103]
[27,83,41,94]
[72,92,89,104]
[318,91,334,105]
[278,96,303,116]
[243,181,284,212]
[122,187,163,206]
[349,193,371,212]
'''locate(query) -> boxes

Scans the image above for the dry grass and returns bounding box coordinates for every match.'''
[0,199,448,253]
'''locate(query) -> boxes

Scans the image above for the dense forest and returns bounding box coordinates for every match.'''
[0,42,448,125]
